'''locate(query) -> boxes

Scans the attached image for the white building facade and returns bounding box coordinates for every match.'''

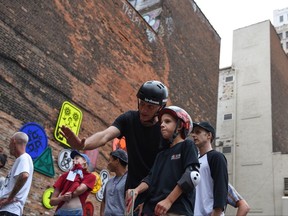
[216,20,288,215]
[273,7,288,54]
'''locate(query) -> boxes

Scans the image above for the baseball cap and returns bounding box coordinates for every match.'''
[110,149,128,164]
[70,150,90,166]
[193,121,215,139]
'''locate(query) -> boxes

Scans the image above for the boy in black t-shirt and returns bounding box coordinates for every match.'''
[126,106,200,215]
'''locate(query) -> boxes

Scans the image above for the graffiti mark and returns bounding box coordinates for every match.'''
[142,7,162,32]
[122,1,141,28]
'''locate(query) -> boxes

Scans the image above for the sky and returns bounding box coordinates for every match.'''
[194,0,288,68]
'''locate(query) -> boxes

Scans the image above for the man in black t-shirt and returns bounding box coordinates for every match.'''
[60,80,168,209]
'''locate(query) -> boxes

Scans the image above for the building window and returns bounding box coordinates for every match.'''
[286,42,288,49]
[285,178,288,190]
[280,15,284,23]
[284,178,288,196]
[222,146,232,154]
[278,33,283,40]
[225,75,233,82]
[286,31,288,39]
[224,113,232,120]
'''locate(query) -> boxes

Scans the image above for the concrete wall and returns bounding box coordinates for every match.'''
[218,21,288,215]
[233,20,274,215]
[0,0,220,215]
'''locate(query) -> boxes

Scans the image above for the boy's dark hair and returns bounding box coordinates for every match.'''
[0,153,8,168]
[112,155,128,167]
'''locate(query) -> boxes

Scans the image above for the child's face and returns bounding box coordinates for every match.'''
[160,113,178,139]
[73,155,86,166]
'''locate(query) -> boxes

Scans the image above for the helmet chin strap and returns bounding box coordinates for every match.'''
[168,120,181,144]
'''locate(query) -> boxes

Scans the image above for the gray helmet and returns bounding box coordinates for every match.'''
[136,80,168,107]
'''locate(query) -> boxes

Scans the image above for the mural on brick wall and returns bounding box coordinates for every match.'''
[54,101,83,148]
[33,147,55,177]
[20,122,55,177]
[57,149,73,172]
[96,169,110,202]
[142,8,162,32]
[128,0,162,32]
[123,0,163,42]
[42,187,54,209]
[20,122,48,160]
[54,101,99,175]
[128,0,161,11]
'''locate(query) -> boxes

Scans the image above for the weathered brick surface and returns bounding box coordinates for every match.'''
[0,0,220,214]
[161,0,220,120]
[270,24,288,153]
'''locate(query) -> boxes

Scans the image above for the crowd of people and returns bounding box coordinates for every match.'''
[0,80,250,216]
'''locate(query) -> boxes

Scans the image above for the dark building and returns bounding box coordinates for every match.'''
[0,0,220,214]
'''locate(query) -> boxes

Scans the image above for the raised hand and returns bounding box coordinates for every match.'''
[60,125,85,150]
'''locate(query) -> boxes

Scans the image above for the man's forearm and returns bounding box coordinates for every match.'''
[84,126,120,150]
[8,172,29,200]
[84,132,107,150]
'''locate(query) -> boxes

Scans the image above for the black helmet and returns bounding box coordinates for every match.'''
[158,106,193,139]
[136,80,168,107]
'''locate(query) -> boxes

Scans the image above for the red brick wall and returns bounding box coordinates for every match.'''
[0,0,220,214]
[161,0,220,120]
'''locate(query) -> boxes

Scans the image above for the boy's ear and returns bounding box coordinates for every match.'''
[177,122,184,131]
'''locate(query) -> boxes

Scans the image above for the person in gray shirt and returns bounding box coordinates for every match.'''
[100,149,128,216]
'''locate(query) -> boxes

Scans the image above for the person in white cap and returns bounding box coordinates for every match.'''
[50,150,96,216]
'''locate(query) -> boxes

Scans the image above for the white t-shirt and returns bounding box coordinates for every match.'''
[194,150,227,216]
[0,153,34,215]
